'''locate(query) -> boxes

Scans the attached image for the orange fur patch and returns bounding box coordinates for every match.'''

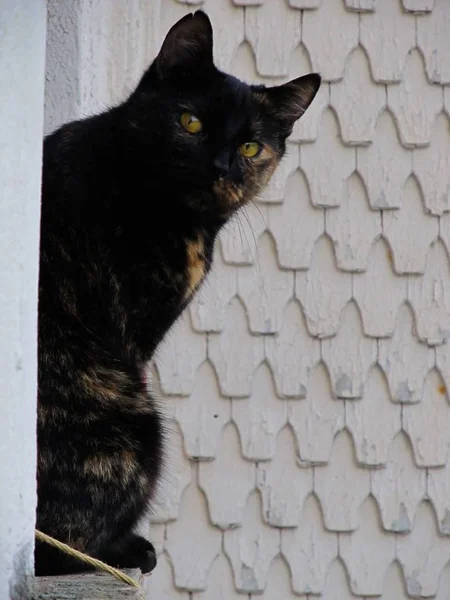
[185,236,205,298]
[213,179,244,216]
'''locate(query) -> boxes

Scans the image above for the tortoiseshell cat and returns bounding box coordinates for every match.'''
[36,11,320,575]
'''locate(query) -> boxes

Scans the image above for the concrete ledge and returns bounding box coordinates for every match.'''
[33,570,144,600]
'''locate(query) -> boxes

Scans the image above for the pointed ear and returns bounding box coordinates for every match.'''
[154,11,213,78]
[256,73,321,131]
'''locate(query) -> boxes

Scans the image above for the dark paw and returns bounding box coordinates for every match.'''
[106,534,157,574]
[138,543,157,574]
[130,536,157,574]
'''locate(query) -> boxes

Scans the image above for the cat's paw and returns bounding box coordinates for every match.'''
[119,534,157,574]
[133,537,157,574]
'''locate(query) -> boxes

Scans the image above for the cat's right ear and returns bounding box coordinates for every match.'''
[154,11,214,78]
[254,74,321,134]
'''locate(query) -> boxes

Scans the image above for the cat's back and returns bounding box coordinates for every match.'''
[42,109,123,220]
[39,108,131,341]
[37,111,164,549]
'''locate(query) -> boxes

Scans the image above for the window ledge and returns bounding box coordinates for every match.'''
[33,570,144,599]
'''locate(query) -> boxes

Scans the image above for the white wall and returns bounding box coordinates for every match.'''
[0,2,46,598]
[44,1,450,598]
[44,0,161,135]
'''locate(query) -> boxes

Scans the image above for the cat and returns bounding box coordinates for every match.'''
[35,10,320,576]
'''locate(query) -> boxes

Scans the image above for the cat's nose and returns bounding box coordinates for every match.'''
[213,151,230,178]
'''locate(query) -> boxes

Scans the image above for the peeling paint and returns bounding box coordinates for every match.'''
[440,509,450,534]
[406,570,423,596]
[336,373,352,396]
[396,380,413,402]
[391,503,412,532]
[240,565,258,591]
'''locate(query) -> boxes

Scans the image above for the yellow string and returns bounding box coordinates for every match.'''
[35,529,140,589]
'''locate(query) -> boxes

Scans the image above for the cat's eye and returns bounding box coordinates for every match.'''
[239,142,261,158]
[181,112,203,134]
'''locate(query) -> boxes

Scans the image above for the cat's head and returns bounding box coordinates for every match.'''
[130,11,320,218]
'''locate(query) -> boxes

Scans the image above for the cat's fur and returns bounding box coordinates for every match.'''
[35,11,320,575]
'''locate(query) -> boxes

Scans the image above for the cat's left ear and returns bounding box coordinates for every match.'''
[257,73,321,132]
[154,11,213,78]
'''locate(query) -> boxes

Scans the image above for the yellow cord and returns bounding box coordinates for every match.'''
[35,529,140,589]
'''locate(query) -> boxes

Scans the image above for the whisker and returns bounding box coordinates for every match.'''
[250,199,267,229]
[241,207,267,304]
[239,208,258,267]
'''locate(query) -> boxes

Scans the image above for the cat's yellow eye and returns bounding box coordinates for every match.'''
[239,142,261,158]
[181,112,203,134]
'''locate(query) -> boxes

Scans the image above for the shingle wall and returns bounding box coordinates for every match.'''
[44,1,450,598]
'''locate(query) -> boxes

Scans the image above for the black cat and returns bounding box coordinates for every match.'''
[35,10,320,575]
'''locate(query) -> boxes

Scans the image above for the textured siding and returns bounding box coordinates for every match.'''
[44,0,450,598]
